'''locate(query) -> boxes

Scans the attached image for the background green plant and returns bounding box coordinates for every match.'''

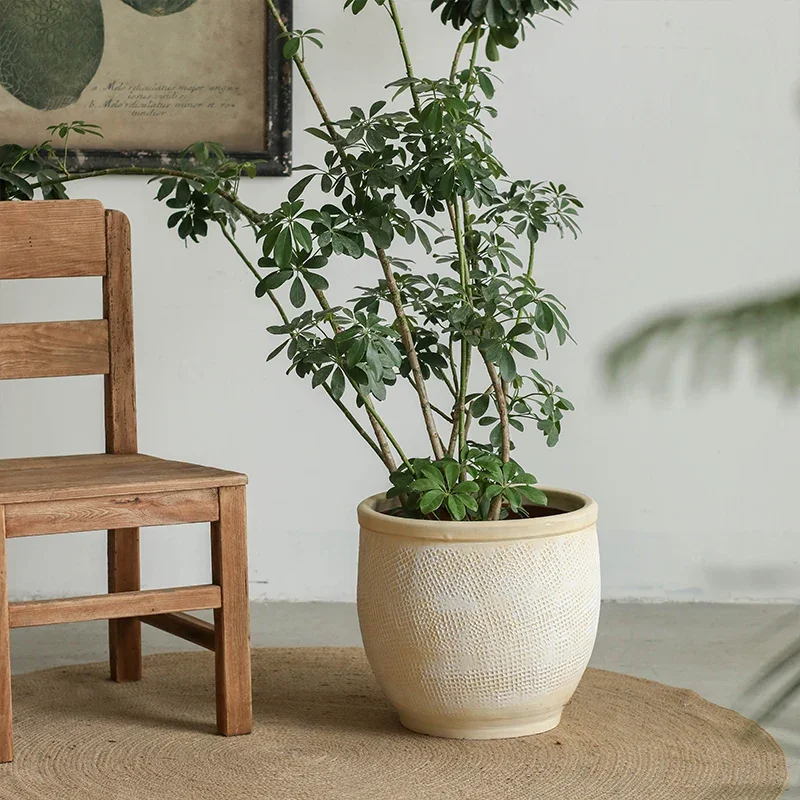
[606,287,800,723]
[604,210,800,725]
[0,0,582,522]
[606,288,800,395]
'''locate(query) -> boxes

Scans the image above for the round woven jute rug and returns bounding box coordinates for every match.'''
[1,648,787,800]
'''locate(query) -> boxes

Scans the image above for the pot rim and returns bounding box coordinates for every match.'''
[358,486,598,543]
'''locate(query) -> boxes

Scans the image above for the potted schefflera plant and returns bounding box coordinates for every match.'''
[276,0,599,740]
[0,0,598,740]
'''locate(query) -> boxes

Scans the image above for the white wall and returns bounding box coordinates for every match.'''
[2,0,799,603]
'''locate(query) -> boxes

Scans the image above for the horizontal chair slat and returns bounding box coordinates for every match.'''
[5,488,220,538]
[0,320,110,380]
[142,612,216,651]
[9,585,222,629]
[0,200,107,279]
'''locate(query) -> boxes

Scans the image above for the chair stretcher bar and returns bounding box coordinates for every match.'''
[8,585,221,629]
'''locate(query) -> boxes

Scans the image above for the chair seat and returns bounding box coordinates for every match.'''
[0,453,247,504]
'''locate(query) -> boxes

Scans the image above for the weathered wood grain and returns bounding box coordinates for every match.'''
[9,585,222,629]
[0,200,107,280]
[142,612,216,651]
[0,508,12,763]
[108,527,142,682]
[4,489,220,537]
[0,320,110,380]
[0,453,247,504]
[212,485,253,736]
[103,209,137,456]
[0,454,140,472]
[104,209,142,683]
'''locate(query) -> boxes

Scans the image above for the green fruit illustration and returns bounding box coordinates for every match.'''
[120,0,198,15]
[0,0,105,111]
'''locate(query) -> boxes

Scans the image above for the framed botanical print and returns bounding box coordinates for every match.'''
[0,0,292,175]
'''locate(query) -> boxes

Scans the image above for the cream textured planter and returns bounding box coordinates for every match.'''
[357,488,600,740]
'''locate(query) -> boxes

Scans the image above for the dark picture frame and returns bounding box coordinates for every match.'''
[60,0,293,177]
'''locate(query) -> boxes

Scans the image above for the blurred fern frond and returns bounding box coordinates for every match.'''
[607,287,800,723]
[745,634,800,724]
[605,286,800,394]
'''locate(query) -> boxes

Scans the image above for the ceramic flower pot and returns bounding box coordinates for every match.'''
[357,488,600,739]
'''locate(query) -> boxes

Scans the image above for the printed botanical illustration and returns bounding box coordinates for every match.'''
[0,0,201,113]
[0,0,267,153]
[0,0,105,111]
[120,0,198,16]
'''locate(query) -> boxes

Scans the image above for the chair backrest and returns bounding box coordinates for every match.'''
[0,200,138,455]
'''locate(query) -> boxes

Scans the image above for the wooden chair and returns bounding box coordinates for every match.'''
[0,199,253,763]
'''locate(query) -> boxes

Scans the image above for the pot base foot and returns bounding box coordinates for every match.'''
[398,710,563,740]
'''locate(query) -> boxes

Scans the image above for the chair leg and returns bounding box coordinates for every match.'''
[0,508,13,763]
[211,486,252,736]
[108,527,142,682]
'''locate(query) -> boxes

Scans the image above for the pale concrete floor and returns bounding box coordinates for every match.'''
[9,602,800,798]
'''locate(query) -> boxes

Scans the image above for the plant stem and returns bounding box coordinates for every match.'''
[447,333,460,396]
[382,0,450,460]
[445,20,482,466]
[311,286,404,472]
[465,386,491,442]
[22,130,394,468]
[362,400,409,471]
[457,344,472,456]
[264,0,443,463]
[220,223,387,464]
[516,239,536,326]
[33,167,261,223]
[386,0,455,451]
[319,381,387,462]
[377,249,445,460]
[429,400,454,424]
[313,285,402,471]
[33,161,395,468]
[447,416,459,458]
[524,238,536,285]
[256,4,410,470]
[463,26,482,101]
[452,202,473,304]
[13,3,416,476]
[482,356,511,520]
[450,26,477,81]
[263,0,339,140]
[387,0,421,113]
[220,222,269,284]
[440,370,457,399]
[488,376,510,450]
[62,131,71,176]
[322,382,386,461]
[450,201,473,460]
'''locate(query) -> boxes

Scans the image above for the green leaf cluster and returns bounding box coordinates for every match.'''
[387,450,547,521]
[431,0,577,60]
[0,0,585,522]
